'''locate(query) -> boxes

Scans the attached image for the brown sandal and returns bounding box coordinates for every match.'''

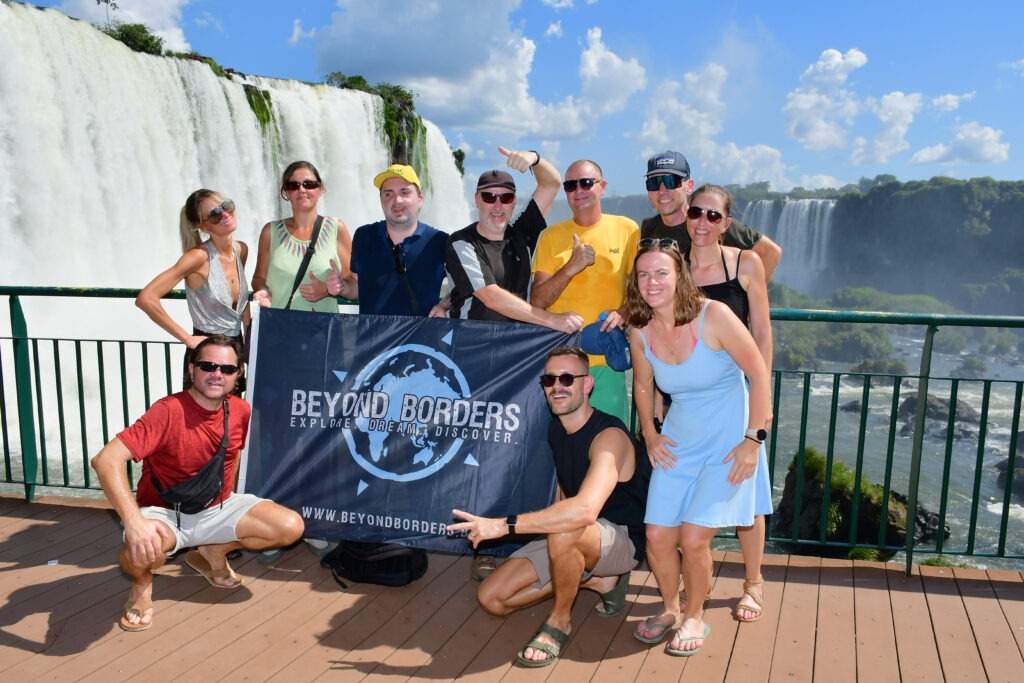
[734,579,764,622]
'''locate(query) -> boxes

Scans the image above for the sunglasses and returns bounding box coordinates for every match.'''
[638,237,679,250]
[206,199,235,225]
[284,179,322,192]
[539,373,588,388]
[391,243,406,274]
[645,175,687,192]
[480,191,516,205]
[562,177,599,193]
[194,360,240,375]
[686,206,725,224]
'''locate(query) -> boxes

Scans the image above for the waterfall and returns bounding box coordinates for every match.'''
[740,198,835,294]
[0,3,470,478]
[0,3,470,339]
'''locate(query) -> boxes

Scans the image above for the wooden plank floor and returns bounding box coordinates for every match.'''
[1,497,1022,682]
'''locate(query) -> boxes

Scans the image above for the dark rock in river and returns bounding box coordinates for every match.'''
[773,447,949,560]
[841,400,861,413]
[994,457,1024,502]
[897,394,981,425]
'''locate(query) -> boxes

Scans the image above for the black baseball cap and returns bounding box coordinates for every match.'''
[476,170,516,191]
[646,151,691,180]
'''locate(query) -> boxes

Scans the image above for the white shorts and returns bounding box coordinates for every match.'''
[137,492,267,555]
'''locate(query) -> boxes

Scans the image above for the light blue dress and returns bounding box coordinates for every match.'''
[642,302,773,528]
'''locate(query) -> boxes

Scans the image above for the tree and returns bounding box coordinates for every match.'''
[103,23,164,56]
[95,0,118,30]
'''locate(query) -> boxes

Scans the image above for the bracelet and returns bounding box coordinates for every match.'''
[529,150,540,168]
[744,435,763,445]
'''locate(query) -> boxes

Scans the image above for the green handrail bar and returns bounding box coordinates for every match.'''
[2,287,1023,570]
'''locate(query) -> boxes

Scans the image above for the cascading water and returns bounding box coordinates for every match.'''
[0,3,469,482]
[740,198,835,294]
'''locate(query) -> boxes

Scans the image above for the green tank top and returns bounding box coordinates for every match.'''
[265,216,340,313]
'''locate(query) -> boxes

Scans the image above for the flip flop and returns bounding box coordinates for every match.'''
[594,573,630,617]
[185,550,243,589]
[665,622,710,657]
[633,612,680,644]
[515,623,571,668]
[119,600,154,632]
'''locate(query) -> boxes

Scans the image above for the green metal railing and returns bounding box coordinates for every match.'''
[2,287,1022,571]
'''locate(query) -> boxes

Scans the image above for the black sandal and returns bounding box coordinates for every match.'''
[515,623,571,668]
[594,573,630,617]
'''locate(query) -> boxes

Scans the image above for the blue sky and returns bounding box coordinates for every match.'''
[46,0,1024,195]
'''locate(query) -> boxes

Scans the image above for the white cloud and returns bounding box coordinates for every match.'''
[193,11,222,33]
[542,0,575,8]
[634,63,790,189]
[800,48,868,87]
[316,7,644,138]
[910,122,1010,165]
[59,0,191,51]
[851,91,922,164]
[579,28,646,115]
[799,174,840,190]
[1003,59,1024,75]
[545,21,563,38]
[931,91,975,111]
[288,19,316,45]
[784,48,868,151]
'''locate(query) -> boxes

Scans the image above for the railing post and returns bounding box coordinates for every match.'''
[905,324,937,575]
[10,295,38,501]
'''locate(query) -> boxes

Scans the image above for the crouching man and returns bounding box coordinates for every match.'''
[449,346,649,667]
[91,335,303,631]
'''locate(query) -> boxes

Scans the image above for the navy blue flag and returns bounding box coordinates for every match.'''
[242,308,576,555]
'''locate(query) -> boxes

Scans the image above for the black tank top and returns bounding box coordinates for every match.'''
[547,409,651,560]
[692,248,749,326]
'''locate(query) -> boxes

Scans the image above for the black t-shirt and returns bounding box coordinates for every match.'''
[640,214,762,251]
[547,409,650,561]
[445,199,546,321]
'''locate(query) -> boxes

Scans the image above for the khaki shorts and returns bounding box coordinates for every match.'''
[510,518,638,589]
[138,492,266,555]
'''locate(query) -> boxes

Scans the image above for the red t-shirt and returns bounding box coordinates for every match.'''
[118,392,251,509]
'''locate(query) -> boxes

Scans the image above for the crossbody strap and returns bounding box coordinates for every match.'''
[284,215,325,310]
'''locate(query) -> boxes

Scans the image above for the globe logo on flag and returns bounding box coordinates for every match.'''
[341,344,470,482]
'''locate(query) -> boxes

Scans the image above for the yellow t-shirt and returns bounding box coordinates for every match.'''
[532,213,639,366]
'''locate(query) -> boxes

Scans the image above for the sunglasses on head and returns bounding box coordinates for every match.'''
[284,179,322,192]
[638,237,679,250]
[539,372,588,388]
[645,174,687,192]
[480,191,516,205]
[206,199,235,225]
[686,206,725,224]
[562,177,599,193]
[194,360,240,375]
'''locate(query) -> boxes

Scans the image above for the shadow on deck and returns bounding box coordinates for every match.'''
[0,496,1022,682]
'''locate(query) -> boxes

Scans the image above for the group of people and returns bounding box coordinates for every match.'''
[95,146,782,666]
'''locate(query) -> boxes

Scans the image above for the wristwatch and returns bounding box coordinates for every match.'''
[744,428,768,444]
[506,514,518,534]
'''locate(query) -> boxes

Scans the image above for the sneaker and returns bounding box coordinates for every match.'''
[304,538,338,557]
[471,554,497,581]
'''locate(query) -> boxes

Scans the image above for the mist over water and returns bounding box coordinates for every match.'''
[0,3,469,339]
[741,198,836,294]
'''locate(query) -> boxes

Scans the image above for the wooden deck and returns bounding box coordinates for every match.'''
[1,496,1022,682]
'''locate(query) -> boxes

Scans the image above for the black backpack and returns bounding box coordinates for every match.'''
[320,540,427,588]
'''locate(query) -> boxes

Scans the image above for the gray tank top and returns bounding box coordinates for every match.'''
[185,241,248,336]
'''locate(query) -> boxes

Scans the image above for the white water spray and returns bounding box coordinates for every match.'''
[741,198,835,294]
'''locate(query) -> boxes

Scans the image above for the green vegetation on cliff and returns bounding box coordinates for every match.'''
[101,22,163,55]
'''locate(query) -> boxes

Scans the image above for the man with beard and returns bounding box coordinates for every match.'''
[92,336,303,632]
[449,347,649,668]
[440,146,582,333]
[337,164,448,315]
[641,150,782,279]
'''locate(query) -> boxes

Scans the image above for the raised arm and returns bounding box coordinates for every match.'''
[135,249,207,348]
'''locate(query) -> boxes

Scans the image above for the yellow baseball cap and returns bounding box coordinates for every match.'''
[373,164,421,190]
